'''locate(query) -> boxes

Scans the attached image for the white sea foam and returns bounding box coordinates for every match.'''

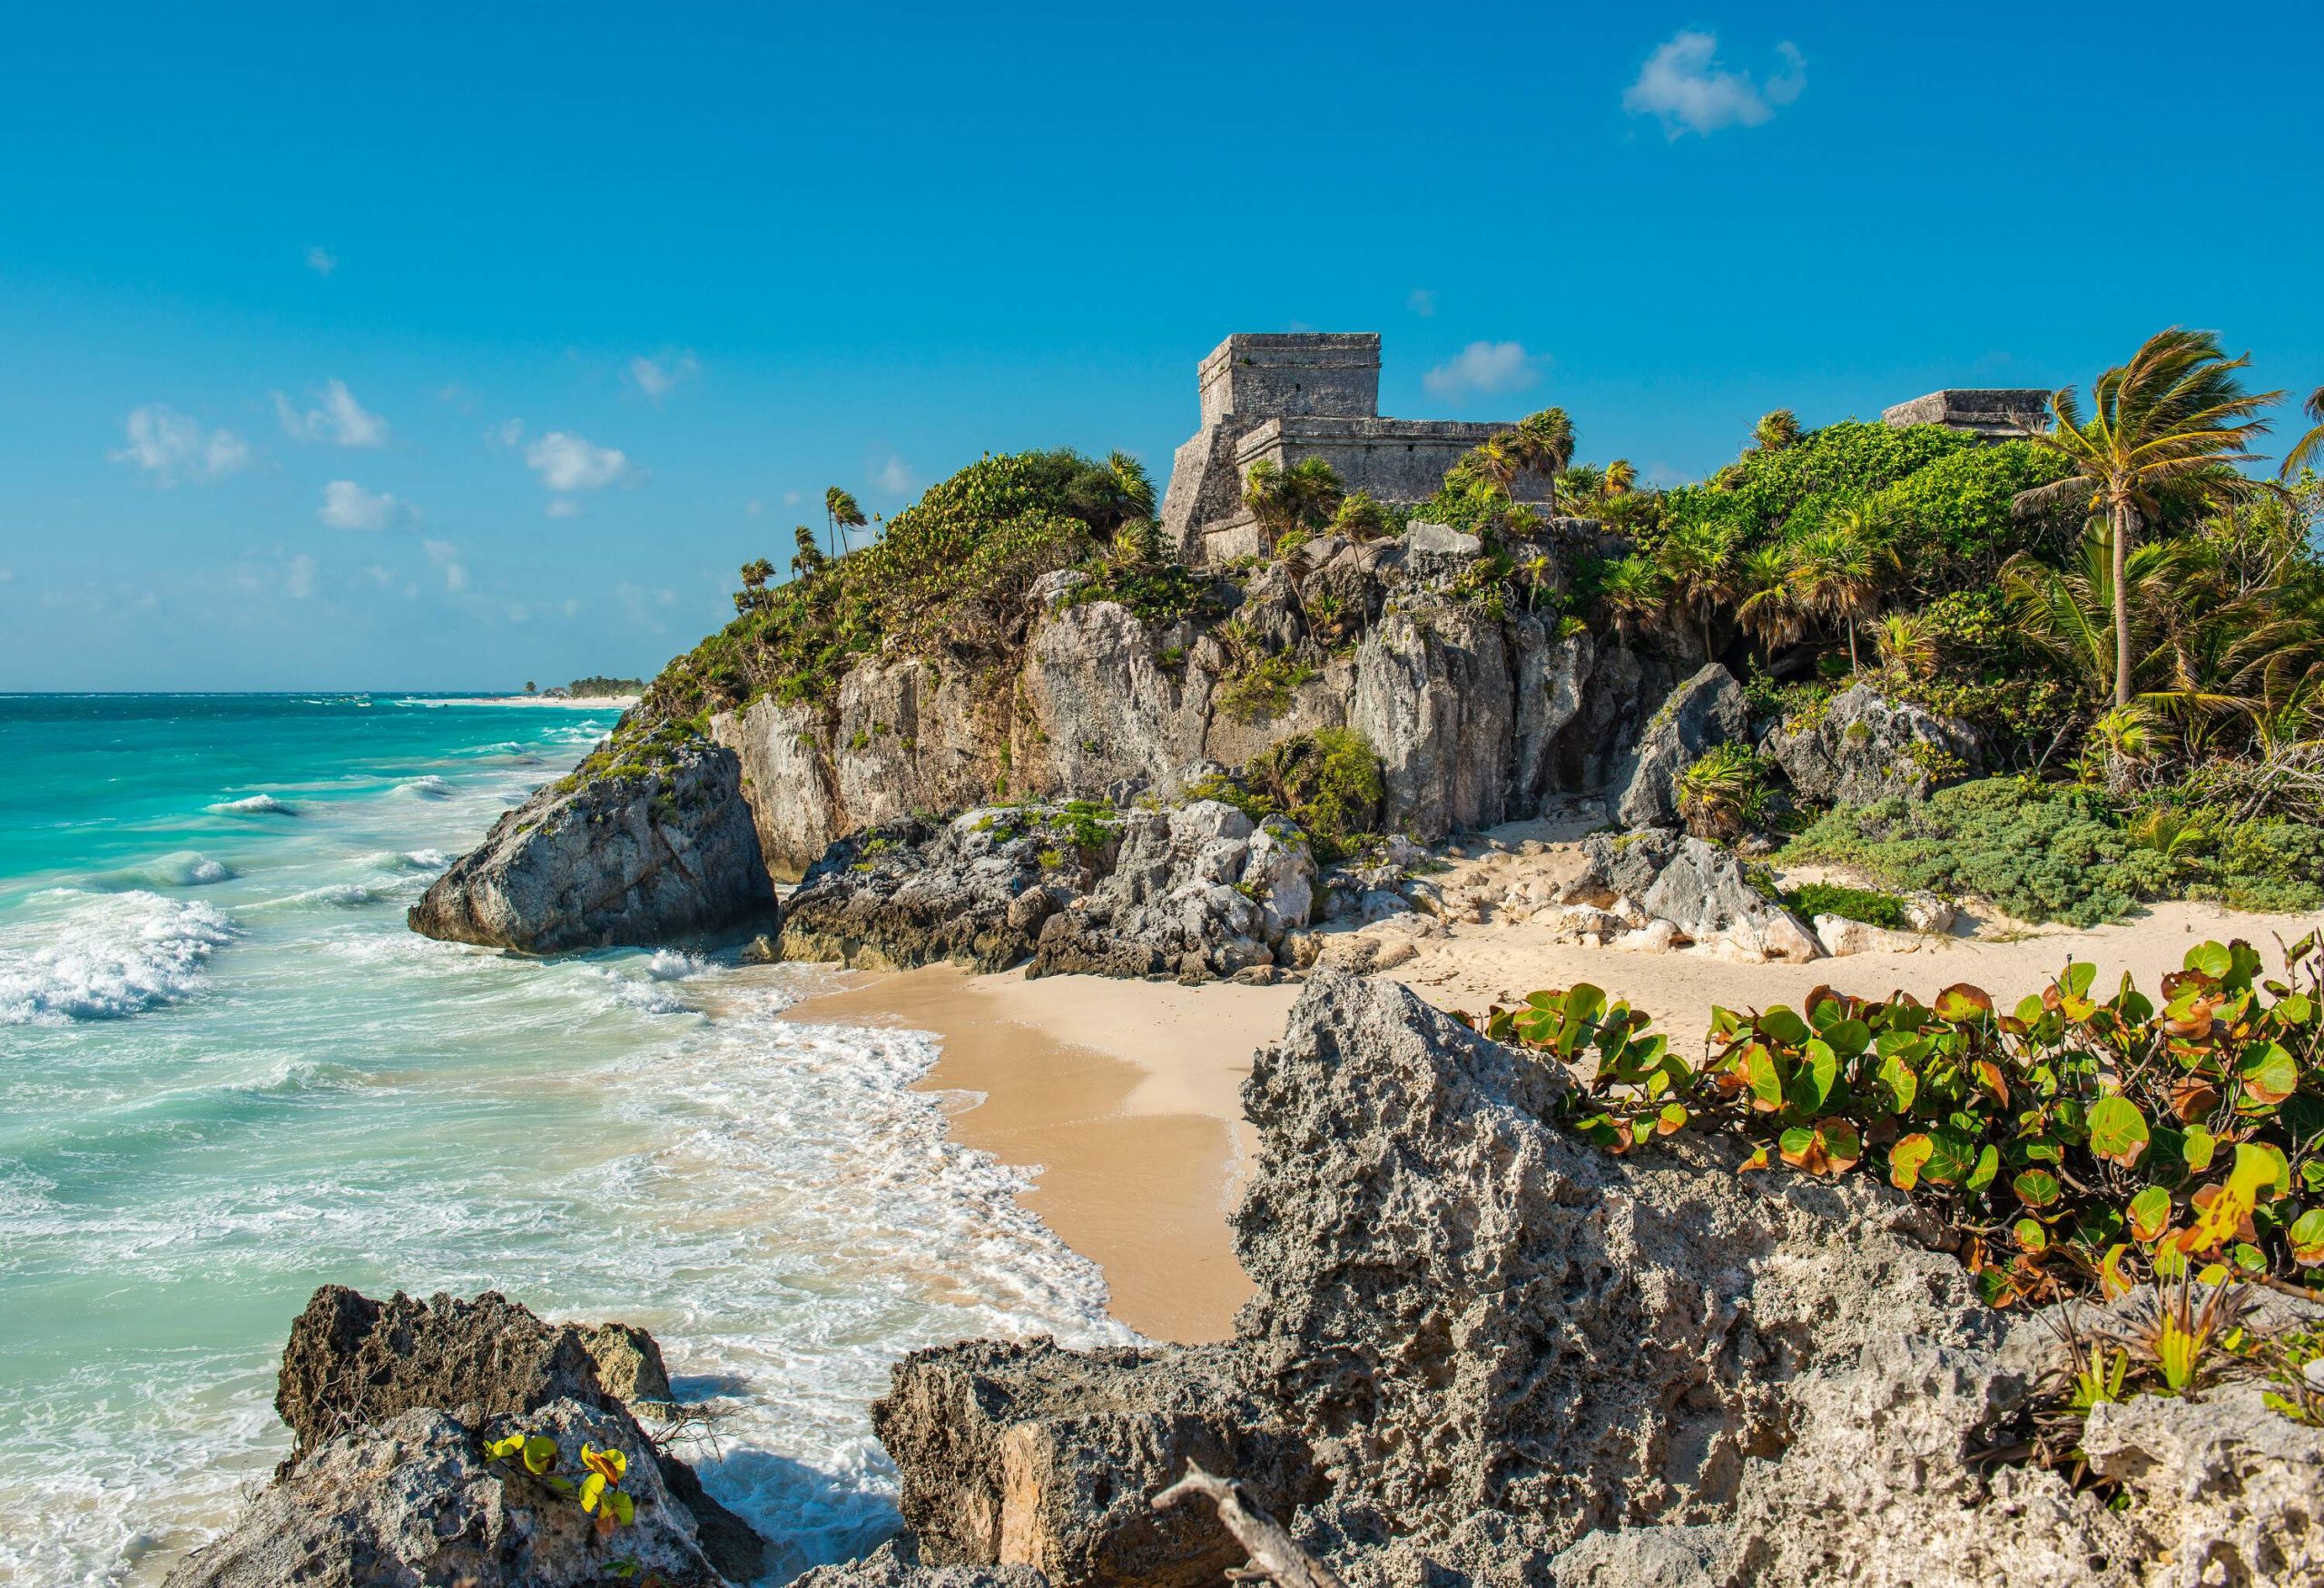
[395,775,455,799]
[207,794,296,816]
[0,892,235,1025]
[270,882,384,910]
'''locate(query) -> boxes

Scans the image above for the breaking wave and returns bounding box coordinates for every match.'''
[0,892,236,1025]
[208,794,296,816]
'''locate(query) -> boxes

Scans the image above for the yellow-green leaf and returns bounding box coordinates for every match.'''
[1889,1133,1933,1190]
[522,1435,558,1476]
[2085,1096,2150,1169]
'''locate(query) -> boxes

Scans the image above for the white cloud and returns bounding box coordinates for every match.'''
[870,453,914,495]
[546,498,583,519]
[627,350,699,400]
[0,567,14,582]
[490,417,526,448]
[744,498,764,518]
[422,538,468,593]
[1407,288,1437,318]
[110,405,251,486]
[275,379,389,448]
[306,245,337,277]
[319,479,400,531]
[1623,31,1805,138]
[525,430,629,491]
[364,563,393,587]
[1423,341,1541,401]
[783,488,803,507]
[286,553,318,599]
[615,581,677,634]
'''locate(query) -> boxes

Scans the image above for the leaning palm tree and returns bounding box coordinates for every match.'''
[824,487,868,558]
[1508,408,1576,500]
[1601,459,1638,496]
[2015,328,2280,707]
[2282,386,2324,481]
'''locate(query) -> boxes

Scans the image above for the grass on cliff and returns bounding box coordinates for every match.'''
[642,449,1158,729]
[1188,728,1384,862]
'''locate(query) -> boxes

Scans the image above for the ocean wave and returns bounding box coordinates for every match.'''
[86,851,234,890]
[395,775,455,799]
[207,794,296,816]
[271,883,384,910]
[0,892,236,1025]
[366,848,450,873]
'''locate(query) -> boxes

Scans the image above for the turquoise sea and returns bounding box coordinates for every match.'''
[0,695,1123,1585]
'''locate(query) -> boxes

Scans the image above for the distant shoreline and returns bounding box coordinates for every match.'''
[416,694,640,709]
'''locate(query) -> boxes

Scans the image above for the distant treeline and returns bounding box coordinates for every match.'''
[527,676,645,697]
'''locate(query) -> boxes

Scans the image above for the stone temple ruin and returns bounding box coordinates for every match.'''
[1157,332,2054,567]
[1158,332,1554,566]
[1879,388,2051,439]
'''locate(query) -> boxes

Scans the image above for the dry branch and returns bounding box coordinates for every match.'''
[1150,1463,1345,1588]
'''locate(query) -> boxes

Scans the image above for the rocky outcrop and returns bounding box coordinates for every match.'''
[845,973,2324,1586]
[1233,973,1987,1559]
[780,809,1097,973]
[1575,828,1820,962]
[409,741,775,952]
[1607,663,1750,829]
[870,1338,1318,1585]
[1762,682,1981,806]
[779,801,1317,983]
[267,1286,770,1584]
[165,1399,730,1588]
[1029,805,1315,982]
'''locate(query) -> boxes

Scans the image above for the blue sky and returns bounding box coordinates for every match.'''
[4,3,2319,691]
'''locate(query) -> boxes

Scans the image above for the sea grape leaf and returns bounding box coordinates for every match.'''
[1889,1133,1933,1190]
[2290,1208,2324,1267]
[2182,1129,2216,1174]
[2239,1041,2299,1107]
[2012,1169,2061,1208]
[2086,1096,2151,1169]
[522,1435,559,1475]
[1759,1006,1809,1046]
[1934,983,1994,1023]
[2127,1185,2172,1242]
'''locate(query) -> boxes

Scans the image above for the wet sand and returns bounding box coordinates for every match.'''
[786,965,1296,1344]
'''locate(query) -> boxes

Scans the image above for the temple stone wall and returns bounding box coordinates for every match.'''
[1880,389,2050,439]
[1162,331,1552,565]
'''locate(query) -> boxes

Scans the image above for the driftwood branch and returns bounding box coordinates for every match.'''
[1150,1463,1345,1588]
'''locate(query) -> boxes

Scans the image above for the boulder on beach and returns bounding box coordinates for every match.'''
[409,738,775,954]
[173,1285,773,1588]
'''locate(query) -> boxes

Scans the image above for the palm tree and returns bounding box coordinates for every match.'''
[2283,386,2324,481]
[1594,555,1665,644]
[1602,459,1638,496]
[824,487,869,558]
[1509,408,1575,500]
[2015,328,2280,708]
[1733,543,1806,655]
[1331,490,1393,542]
[791,524,828,578]
[1243,458,1344,546]
[1654,519,1734,660]
[1749,409,1804,454]
[1870,611,1937,681]
[1787,517,1882,674]
[1459,434,1523,498]
[1554,463,1606,515]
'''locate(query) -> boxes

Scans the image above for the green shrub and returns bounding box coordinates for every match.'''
[1214,650,1319,724]
[1782,881,1910,929]
[1784,777,2177,926]
[1674,744,1776,841]
[1189,728,1384,863]
[1468,935,2324,1310]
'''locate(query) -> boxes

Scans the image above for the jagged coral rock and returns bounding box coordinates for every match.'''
[271,1286,769,1584]
[870,1337,1317,1586]
[164,1399,729,1588]
[1607,663,1750,830]
[409,738,773,952]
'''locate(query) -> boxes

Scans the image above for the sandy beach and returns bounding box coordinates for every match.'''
[788,868,2321,1346]
[420,694,642,709]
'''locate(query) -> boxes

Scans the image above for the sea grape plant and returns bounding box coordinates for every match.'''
[481,1430,638,1536]
[1474,935,2324,1307]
